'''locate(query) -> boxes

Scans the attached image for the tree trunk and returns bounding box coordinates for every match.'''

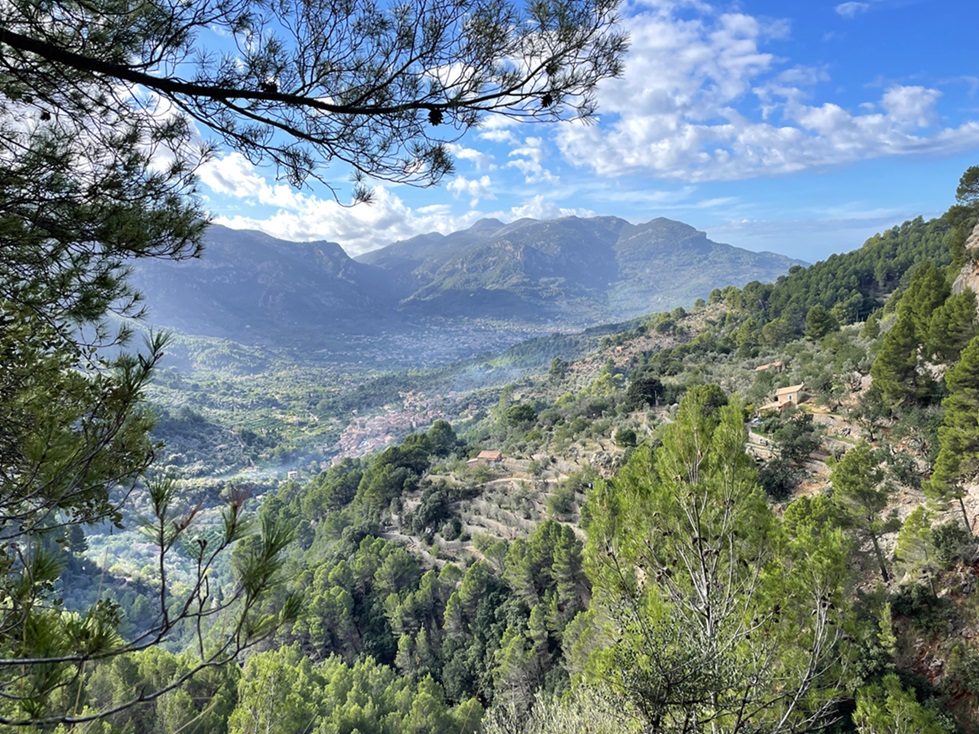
[870,533,890,583]
[959,496,973,536]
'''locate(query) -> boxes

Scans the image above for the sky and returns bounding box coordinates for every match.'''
[196,0,979,264]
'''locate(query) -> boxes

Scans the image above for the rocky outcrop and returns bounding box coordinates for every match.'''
[951,219,979,296]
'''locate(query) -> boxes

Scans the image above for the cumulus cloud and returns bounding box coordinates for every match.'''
[201,154,493,254]
[507,137,558,183]
[556,1,979,182]
[507,195,595,221]
[447,174,495,207]
[835,2,870,18]
[198,153,304,209]
[445,143,496,170]
[476,114,519,145]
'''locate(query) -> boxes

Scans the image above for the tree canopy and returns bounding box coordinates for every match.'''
[583,388,851,732]
[1,0,627,194]
[0,0,630,724]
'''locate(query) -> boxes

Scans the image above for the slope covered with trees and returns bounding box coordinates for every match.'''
[40,172,979,733]
[6,0,979,726]
[0,0,628,726]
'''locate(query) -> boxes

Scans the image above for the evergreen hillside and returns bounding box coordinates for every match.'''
[65,189,979,734]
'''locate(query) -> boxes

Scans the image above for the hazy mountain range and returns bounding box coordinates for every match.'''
[132,216,805,357]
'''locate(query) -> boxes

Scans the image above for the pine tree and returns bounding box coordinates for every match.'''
[895,506,938,596]
[831,442,895,582]
[870,314,933,409]
[928,335,979,533]
[3,0,625,193]
[583,388,851,732]
[898,262,951,341]
[806,304,839,340]
[853,674,947,734]
[863,311,882,339]
[927,289,979,364]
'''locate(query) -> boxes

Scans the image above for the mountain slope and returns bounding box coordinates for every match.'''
[364,216,803,323]
[131,225,398,341]
[132,217,803,354]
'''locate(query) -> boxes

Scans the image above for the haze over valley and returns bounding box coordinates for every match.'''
[133,216,803,366]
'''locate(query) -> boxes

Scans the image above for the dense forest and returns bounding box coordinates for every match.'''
[10,179,979,733]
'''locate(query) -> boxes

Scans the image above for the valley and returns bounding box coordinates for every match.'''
[62,203,979,732]
[131,216,803,365]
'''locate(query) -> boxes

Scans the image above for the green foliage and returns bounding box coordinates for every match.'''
[889,404,944,468]
[898,262,951,341]
[624,368,663,410]
[507,403,538,427]
[0,0,625,725]
[863,311,882,339]
[8,148,977,731]
[353,441,435,517]
[871,314,935,410]
[612,426,637,447]
[955,165,979,206]
[723,215,958,344]
[805,303,839,340]
[831,442,895,582]
[757,461,797,502]
[926,289,978,363]
[228,645,482,734]
[929,334,979,531]
[427,420,463,458]
[583,361,626,400]
[549,357,570,382]
[86,648,240,734]
[945,643,979,701]
[895,506,938,594]
[0,152,292,725]
[305,460,366,518]
[931,521,978,565]
[483,686,631,734]
[406,481,454,541]
[853,674,950,734]
[768,406,822,469]
[583,389,851,732]
[889,581,952,633]
[546,485,577,517]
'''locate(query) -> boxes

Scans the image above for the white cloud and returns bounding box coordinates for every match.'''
[507,136,558,183]
[880,86,941,129]
[507,195,595,221]
[447,174,495,207]
[198,153,304,209]
[446,143,496,170]
[555,2,979,182]
[475,113,519,145]
[835,2,870,18]
[202,156,485,254]
[478,129,517,145]
[201,155,602,254]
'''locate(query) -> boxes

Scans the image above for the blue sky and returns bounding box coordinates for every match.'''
[197,0,979,263]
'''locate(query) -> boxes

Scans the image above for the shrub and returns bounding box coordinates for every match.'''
[932,521,978,565]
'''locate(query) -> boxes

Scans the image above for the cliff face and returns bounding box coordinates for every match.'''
[951,219,979,296]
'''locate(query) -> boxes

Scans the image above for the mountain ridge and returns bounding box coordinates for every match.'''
[132,215,805,356]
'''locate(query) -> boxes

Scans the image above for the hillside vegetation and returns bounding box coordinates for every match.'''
[31,181,979,733]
